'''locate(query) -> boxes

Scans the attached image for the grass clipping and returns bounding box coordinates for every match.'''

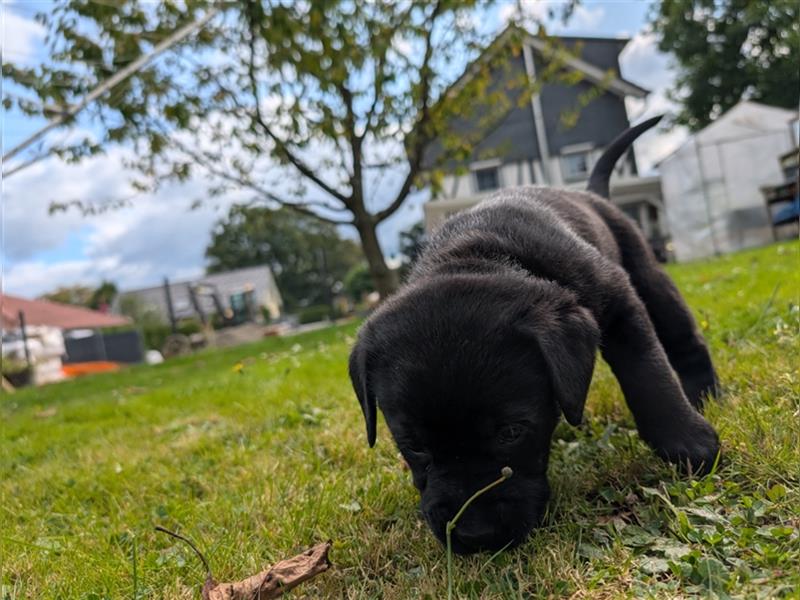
[155,527,331,599]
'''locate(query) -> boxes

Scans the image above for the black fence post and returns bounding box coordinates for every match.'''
[187,284,207,325]
[163,277,177,333]
[18,310,31,368]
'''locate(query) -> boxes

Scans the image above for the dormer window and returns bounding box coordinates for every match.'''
[474,166,500,192]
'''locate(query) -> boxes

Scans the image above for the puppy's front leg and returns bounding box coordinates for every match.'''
[600,291,720,473]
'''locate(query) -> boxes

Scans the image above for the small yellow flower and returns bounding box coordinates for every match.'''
[701,320,709,331]
[232,362,244,374]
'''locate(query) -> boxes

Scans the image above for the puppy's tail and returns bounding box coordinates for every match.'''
[586,115,663,199]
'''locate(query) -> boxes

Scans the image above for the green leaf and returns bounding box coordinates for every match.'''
[766,484,787,502]
[577,543,605,560]
[652,537,692,560]
[769,526,794,539]
[638,556,670,575]
[621,525,654,548]
[684,507,727,526]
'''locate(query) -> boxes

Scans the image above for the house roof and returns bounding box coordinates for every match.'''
[444,26,648,103]
[525,32,648,98]
[0,293,132,330]
[657,101,797,166]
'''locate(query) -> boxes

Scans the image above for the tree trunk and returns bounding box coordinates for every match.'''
[355,219,399,300]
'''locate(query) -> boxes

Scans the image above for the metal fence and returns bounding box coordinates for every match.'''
[63,330,144,364]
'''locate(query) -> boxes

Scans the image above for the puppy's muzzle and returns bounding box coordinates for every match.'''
[422,497,541,554]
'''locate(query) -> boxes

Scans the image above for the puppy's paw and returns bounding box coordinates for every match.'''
[650,415,720,476]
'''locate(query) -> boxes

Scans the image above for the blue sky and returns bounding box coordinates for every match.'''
[1,1,683,298]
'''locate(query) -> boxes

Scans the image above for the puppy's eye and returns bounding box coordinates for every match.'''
[498,424,526,445]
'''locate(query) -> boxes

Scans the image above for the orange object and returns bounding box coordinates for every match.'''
[62,362,121,377]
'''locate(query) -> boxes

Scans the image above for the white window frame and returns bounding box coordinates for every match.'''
[559,144,594,183]
[470,159,503,194]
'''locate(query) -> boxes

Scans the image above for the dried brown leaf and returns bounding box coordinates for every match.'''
[202,541,332,600]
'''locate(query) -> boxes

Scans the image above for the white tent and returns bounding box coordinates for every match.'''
[660,101,797,262]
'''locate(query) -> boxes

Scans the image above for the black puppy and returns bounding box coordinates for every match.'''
[349,116,720,555]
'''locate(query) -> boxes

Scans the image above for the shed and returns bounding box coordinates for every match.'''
[659,101,797,261]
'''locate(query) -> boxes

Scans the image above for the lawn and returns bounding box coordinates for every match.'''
[2,241,799,599]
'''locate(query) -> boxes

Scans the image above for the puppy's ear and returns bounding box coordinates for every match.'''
[522,300,599,426]
[348,337,377,447]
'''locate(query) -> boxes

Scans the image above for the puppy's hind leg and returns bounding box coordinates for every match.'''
[592,200,719,409]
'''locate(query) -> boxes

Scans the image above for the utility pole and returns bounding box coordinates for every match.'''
[2,7,220,167]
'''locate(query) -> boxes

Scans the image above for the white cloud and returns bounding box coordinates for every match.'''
[1,147,242,297]
[499,1,605,34]
[3,256,126,297]
[2,7,46,65]
[498,1,550,26]
[568,5,605,31]
[1,117,425,298]
[619,29,689,173]
[620,31,671,94]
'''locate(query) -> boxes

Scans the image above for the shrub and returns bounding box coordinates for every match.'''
[141,324,172,352]
[177,318,203,336]
[141,318,203,352]
[343,263,374,302]
[2,358,31,388]
[297,304,333,324]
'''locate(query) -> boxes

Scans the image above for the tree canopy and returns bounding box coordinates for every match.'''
[4,1,544,297]
[205,205,361,310]
[650,0,799,131]
[40,280,117,310]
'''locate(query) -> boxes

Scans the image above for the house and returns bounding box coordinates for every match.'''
[659,101,798,261]
[1,293,135,384]
[114,264,283,326]
[1,293,132,331]
[422,27,668,255]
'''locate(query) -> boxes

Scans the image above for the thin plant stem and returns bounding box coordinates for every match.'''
[132,536,138,600]
[446,467,513,600]
[154,525,212,578]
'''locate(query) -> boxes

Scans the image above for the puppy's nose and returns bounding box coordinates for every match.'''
[452,523,504,553]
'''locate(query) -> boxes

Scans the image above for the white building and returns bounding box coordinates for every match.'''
[115,264,283,325]
[660,101,798,262]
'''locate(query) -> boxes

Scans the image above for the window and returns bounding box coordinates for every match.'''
[621,204,639,225]
[474,167,500,192]
[560,151,590,182]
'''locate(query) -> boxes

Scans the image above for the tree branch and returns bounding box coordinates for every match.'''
[281,201,352,225]
[338,82,365,214]
[374,0,443,223]
[169,136,353,226]
[245,7,351,206]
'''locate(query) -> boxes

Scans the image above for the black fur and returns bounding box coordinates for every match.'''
[587,115,663,199]
[349,119,720,555]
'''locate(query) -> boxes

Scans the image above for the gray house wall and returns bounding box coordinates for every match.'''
[468,52,542,164]
[421,52,540,171]
[559,37,628,74]
[538,78,632,154]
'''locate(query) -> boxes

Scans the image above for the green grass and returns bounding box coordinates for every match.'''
[2,240,799,599]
